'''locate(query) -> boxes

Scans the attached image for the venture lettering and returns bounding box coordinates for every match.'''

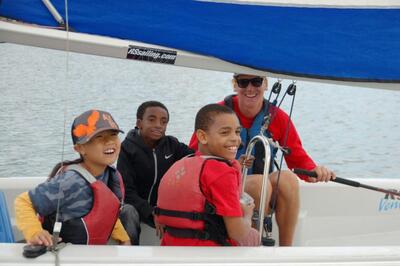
[378,189,400,212]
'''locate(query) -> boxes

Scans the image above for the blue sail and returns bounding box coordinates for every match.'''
[0,191,14,243]
[1,0,399,83]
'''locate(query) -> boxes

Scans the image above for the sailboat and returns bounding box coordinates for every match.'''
[1,0,400,265]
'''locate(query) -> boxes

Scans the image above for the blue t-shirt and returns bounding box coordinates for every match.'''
[29,166,120,221]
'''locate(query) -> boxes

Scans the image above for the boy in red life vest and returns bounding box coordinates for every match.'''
[155,104,260,246]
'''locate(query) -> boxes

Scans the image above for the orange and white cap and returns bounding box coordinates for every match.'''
[71,109,123,145]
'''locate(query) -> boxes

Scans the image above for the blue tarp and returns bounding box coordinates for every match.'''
[1,0,400,82]
[0,191,14,243]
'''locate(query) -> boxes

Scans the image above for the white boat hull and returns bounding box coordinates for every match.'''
[1,176,399,247]
[1,243,400,265]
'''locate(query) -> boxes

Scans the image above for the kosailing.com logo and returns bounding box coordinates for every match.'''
[378,189,400,212]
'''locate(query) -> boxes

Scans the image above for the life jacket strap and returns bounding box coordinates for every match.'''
[154,207,206,221]
[156,202,230,246]
[66,164,97,183]
[165,226,210,240]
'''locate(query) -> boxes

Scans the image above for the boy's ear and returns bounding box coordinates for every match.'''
[136,119,142,129]
[196,129,208,145]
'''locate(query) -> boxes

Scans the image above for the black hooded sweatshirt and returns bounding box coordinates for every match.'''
[117,128,194,226]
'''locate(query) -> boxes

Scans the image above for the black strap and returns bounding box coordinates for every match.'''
[154,207,206,220]
[156,202,230,246]
[153,201,217,221]
[165,226,210,240]
[223,94,234,109]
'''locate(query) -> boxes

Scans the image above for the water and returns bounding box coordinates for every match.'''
[1,43,399,178]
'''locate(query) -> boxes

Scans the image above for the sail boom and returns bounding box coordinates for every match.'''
[0,20,398,91]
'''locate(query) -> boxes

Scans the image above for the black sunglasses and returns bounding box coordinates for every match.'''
[235,77,264,88]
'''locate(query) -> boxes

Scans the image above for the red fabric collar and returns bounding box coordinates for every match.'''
[232,96,255,129]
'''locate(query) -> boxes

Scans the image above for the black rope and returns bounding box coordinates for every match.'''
[266,81,293,130]
[267,82,297,224]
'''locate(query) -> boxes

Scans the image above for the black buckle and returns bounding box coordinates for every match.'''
[195,230,210,240]
[191,212,203,220]
[204,202,216,215]
[282,146,291,155]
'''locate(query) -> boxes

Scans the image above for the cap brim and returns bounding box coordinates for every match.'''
[234,73,266,78]
[75,128,124,145]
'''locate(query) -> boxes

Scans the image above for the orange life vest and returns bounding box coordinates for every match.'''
[155,155,232,246]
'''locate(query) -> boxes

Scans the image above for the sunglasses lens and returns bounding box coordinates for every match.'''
[251,78,263,87]
[237,79,250,88]
[236,77,263,88]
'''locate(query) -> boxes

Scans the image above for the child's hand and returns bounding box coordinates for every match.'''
[240,201,255,222]
[120,240,131,245]
[238,155,255,169]
[154,216,165,239]
[28,230,55,247]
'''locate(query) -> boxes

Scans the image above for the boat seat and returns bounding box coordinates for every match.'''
[0,191,15,243]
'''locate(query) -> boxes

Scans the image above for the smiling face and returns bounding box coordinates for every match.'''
[137,106,169,148]
[197,112,242,161]
[74,130,121,176]
[234,74,267,117]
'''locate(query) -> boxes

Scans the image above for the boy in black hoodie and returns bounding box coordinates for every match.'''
[117,101,194,244]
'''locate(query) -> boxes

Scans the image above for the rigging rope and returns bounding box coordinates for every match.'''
[264,81,297,243]
[50,0,70,264]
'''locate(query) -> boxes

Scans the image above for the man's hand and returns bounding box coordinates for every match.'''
[308,165,336,183]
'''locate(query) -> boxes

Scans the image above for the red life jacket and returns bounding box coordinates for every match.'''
[43,164,124,245]
[155,155,232,246]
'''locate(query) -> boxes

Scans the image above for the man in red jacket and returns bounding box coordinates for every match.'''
[189,74,335,246]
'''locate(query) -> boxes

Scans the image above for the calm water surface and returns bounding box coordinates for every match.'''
[1,43,399,178]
